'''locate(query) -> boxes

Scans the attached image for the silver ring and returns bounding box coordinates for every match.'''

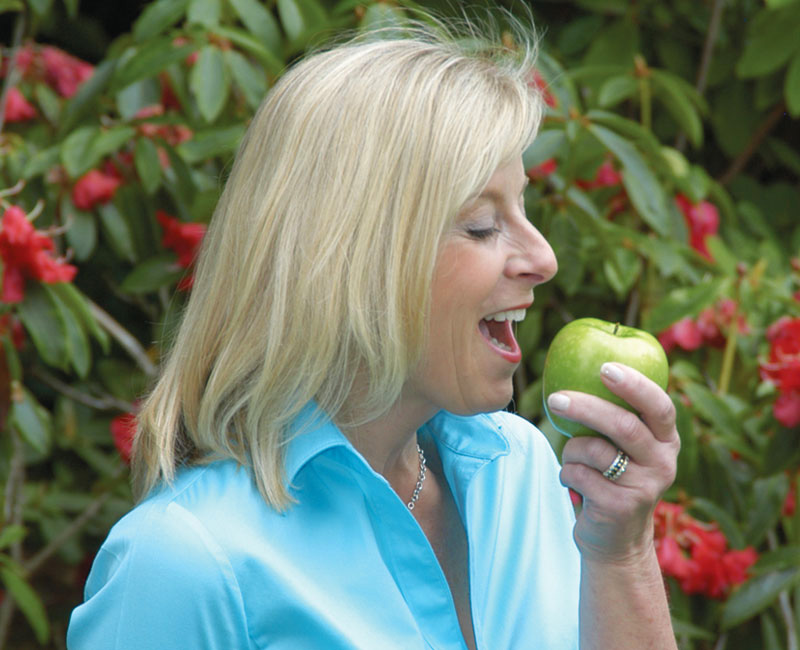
[602,449,630,481]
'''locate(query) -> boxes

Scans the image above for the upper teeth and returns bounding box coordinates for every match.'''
[485,309,526,322]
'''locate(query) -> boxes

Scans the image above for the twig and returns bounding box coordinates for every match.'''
[676,0,726,152]
[713,632,728,650]
[0,429,26,650]
[767,530,799,650]
[87,300,158,377]
[718,102,787,185]
[0,12,26,135]
[31,366,135,412]
[23,468,127,576]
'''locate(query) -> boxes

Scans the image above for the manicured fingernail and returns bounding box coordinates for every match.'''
[548,393,570,412]
[601,362,624,383]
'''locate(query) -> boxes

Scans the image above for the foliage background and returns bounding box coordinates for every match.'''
[0,0,799,648]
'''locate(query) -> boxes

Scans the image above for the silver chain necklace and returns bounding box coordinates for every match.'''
[407,444,427,511]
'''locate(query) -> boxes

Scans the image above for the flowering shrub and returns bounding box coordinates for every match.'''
[0,1,797,649]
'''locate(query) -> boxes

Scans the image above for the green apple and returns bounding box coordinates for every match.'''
[542,317,669,438]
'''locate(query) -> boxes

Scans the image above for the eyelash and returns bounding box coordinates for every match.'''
[466,226,500,240]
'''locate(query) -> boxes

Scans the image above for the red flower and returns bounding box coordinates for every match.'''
[4,87,37,122]
[72,169,121,211]
[40,46,93,98]
[653,500,757,599]
[658,317,702,354]
[577,160,623,190]
[528,69,557,108]
[156,211,206,268]
[0,205,77,303]
[526,158,557,180]
[675,194,719,261]
[760,317,800,427]
[110,411,137,464]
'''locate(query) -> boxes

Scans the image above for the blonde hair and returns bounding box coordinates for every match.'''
[133,14,544,509]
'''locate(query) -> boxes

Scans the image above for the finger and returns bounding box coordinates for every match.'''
[547,390,662,464]
[599,362,678,443]
[562,437,632,485]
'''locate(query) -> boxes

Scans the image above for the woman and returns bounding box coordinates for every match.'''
[68,17,680,650]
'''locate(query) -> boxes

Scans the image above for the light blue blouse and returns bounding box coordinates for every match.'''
[67,409,580,649]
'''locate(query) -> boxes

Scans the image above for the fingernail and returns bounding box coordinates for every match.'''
[548,393,570,412]
[601,362,624,383]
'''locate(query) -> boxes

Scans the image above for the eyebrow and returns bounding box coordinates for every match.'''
[477,176,530,201]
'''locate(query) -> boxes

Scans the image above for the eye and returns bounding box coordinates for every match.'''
[466,226,500,240]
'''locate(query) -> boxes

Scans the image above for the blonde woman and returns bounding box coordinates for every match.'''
[68,18,679,650]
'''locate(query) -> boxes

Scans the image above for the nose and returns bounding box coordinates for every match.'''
[504,217,558,285]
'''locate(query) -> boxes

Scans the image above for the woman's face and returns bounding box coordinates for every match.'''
[405,157,558,416]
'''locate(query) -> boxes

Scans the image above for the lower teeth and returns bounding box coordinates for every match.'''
[490,336,512,352]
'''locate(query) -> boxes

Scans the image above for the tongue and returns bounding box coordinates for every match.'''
[480,318,515,348]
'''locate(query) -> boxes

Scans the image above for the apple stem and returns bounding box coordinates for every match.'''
[614,323,620,335]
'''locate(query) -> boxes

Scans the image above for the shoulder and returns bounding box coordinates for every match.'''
[68,462,256,649]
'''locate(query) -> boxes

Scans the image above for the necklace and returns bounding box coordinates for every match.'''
[407,443,427,511]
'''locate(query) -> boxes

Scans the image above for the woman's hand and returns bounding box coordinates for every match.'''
[549,361,680,564]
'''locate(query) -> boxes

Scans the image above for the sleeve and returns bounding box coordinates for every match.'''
[67,502,253,650]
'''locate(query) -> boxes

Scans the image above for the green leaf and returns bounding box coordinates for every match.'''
[736,3,800,78]
[135,137,163,195]
[587,123,671,236]
[98,203,137,263]
[34,83,61,124]
[597,74,637,108]
[0,0,25,12]
[744,475,789,546]
[690,497,746,550]
[89,126,136,165]
[229,0,282,55]
[225,49,268,110]
[277,0,327,46]
[120,255,186,293]
[190,45,229,123]
[670,618,714,641]
[116,77,162,121]
[187,0,220,26]
[524,130,566,169]
[682,382,742,436]
[762,424,800,474]
[0,525,26,550]
[163,145,197,207]
[25,0,52,18]
[360,3,408,36]
[651,70,704,148]
[132,0,190,42]
[177,123,245,163]
[602,247,641,298]
[63,198,98,262]
[212,25,285,76]
[49,283,110,352]
[58,58,118,136]
[22,145,60,180]
[17,284,68,370]
[785,50,800,117]
[721,568,800,629]
[44,285,91,378]
[643,277,727,332]
[113,41,197,92]
[0,565,50,644]
[10,386,53,455]
[753,546,800,574]
[61,126,100,179]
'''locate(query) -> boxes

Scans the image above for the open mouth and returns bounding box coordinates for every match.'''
[478,308,525,362]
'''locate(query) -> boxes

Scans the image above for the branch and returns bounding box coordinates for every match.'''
[87,300,157,377]
[676,0,726,152]
[23,468,127,576]
[0,429,26,650]
[767,530,798,650]
[31,366,135,412]
[718,102,787,185]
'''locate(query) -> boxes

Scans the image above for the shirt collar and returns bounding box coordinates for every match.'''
[283,403,511,485]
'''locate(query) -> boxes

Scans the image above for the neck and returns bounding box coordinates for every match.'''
[342,390,436,485]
